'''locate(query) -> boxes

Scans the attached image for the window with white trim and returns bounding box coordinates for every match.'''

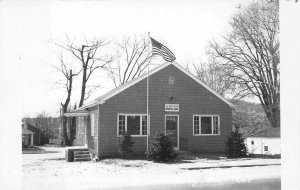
[193,115,220,135]
[118,114,147,136]
[90,113,95,136]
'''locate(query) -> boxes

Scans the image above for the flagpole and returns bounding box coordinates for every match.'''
[146,33,150,155]
[146,34,174,155]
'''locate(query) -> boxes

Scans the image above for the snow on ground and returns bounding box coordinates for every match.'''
[22,147,280,190]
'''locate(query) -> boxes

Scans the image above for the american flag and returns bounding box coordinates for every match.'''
[150,37,176,62]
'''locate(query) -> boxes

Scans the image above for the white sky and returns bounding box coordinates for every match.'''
[0,0,258,117]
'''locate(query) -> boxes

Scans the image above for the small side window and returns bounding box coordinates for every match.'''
[251,141,254,145]
[264,146,268,151]
[169,76,174,84]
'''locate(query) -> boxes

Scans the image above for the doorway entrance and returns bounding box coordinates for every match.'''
[165,115,179,150]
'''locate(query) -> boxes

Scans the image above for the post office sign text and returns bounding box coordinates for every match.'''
[165,104,179,112]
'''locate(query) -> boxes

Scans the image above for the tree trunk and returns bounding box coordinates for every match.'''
[61,70,75,146]
[270,106,280,128]
[264,104,280,128]
[78,66,87,108]
[62,115,71,146]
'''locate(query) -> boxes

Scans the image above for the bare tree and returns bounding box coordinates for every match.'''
[208,0,280,128]
[190,60,238,98]
[55,36,113,145]
[107,36,152,87]
[54,54,80,146]
[57,37,113,107]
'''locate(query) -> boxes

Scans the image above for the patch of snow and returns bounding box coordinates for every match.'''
[22,147,280,190]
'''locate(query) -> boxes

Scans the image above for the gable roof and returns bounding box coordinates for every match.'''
[76,61,234,111]
[247,127,280,138]
[22,128,35,135]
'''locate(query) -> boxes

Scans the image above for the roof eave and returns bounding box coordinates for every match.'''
[64,111,90,117]
[66,100,105,114]
[172,62,235,108]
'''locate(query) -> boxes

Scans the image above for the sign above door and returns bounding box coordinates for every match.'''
[165,104,179,112]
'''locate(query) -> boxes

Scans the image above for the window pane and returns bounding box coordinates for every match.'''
[194,116,200,135]
[201,116,212,134]
[127,116,140,135]
[166,116,177,130]
[213,116,219,134]
[118,115,125,135]
[142,116,147,135]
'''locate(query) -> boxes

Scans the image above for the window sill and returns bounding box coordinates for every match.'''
[117,135,147,137]
[193,134,220,136]
[131,135,147,137]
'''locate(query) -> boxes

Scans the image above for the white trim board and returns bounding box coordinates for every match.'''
[64,112,89,117]
[75,61,234,111]
[96,62,172,102]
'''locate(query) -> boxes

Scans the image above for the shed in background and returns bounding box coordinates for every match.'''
[245,127,280,155]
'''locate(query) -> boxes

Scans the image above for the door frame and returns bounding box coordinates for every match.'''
[84,116,88,148]
[165,114,179,150]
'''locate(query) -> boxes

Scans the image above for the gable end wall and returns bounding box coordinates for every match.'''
[97,64,232,157]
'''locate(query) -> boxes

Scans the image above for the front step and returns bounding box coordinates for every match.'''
[74,151,90,155]
[74,150,91,162]
[74,157,91,162]
[74,154,90,158]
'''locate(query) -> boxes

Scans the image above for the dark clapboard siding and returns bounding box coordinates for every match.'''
[97,64,232,157]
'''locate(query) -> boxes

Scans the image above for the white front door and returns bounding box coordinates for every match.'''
[165,115,179,150]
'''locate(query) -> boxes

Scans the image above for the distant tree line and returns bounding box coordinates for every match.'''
[233,100,271,136]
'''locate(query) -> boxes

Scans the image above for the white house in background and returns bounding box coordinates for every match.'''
[22,128,35,147]
[245,127,280,155]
